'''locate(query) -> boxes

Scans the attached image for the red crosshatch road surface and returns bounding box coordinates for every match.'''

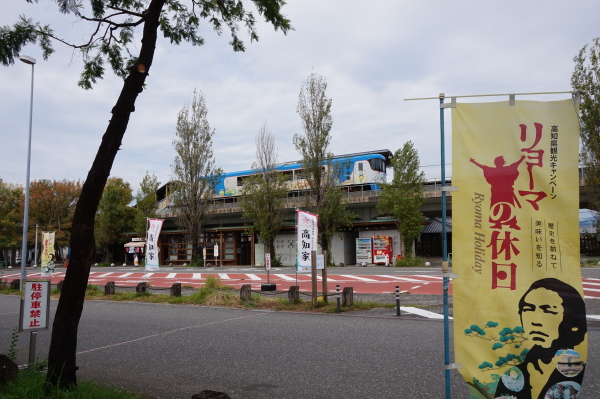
[5,272,600,298]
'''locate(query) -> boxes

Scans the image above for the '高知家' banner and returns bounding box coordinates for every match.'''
[297,210,318,273]
[145,219,164,271]
[452,99,587,399]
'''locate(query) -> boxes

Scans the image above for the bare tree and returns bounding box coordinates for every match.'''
[293,71,354,263]
[171,91,222,264]
[240,122,288,263]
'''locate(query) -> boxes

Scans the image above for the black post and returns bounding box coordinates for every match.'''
[395,285,401,316]
[336,284,341,312]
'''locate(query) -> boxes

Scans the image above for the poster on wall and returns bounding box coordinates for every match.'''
[41,232,55,277]
[452,99,587,399]
[297,210,318,273]
[145,219,164,271]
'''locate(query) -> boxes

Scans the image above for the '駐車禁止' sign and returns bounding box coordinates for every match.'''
[452,99,587,399]
[20,279,51,332]
[297,210,318,273]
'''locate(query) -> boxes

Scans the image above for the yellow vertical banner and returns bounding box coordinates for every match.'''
[41,232,55,275]
[452,99,587,399]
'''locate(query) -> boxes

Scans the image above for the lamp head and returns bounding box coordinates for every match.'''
[19,55,36,65]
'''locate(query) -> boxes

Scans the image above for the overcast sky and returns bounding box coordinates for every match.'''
[2,1,599,196]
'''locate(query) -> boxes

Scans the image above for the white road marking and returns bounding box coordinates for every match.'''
[400,307,450,319]
[379,275,425,282]
[587,315,600,320]
[583,282,600,286]
[218,274,230,280]
[120,273,133,278]
[142,273,154,278]
[277,274,296,281]
[410,286,421,290]
[245,274,262,281]
[98,272,114,277]
[166,273,177,279]
[340,275,378,282]
[414,275,444,280]
[192,273,202,279]
[584,287,600,292]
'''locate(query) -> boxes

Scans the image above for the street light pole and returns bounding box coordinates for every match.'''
[19,54,36,283]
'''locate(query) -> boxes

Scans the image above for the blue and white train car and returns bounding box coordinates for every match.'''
[213,149,393,198]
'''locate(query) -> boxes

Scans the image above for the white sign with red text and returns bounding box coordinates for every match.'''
[20,279,51,332]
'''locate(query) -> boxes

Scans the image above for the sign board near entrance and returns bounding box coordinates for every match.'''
[265,253,271,270]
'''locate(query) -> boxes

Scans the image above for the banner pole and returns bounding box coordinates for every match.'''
[440,94,451,399]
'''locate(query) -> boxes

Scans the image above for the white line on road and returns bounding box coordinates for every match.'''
[142,273,154,278]
[166,273,177,279]
[584,288,600,293]
[120,273,133,278]
[583,282,600,286]
[192,273,202,279]
[97,272,114,277]
[277,274,296,281]
[401,307,450,319]
[379,275,425,282]
[340,275,378,282]
[414,275,444,280]
[587,315,600,320]
[410,286,421,290]
[245,274,262,281]
[218,274,230,280]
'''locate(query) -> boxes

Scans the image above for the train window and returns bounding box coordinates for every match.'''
[358,162,363,172]
[369,158,384,172]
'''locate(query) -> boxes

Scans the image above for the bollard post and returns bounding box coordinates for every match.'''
[240,284,252,300]
[10,279,20,290]
[136,282,147,293]
[105,281,115,295]
[336,285,341,312]
[342,287,353,307]
[288,285,299,303]
[170,283,181,297]
[396,286,401,316]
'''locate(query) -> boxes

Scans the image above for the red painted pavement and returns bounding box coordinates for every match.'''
[5,272,600,298]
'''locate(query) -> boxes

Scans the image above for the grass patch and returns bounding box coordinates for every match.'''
[395,256,424,267]
[1,368,149,398]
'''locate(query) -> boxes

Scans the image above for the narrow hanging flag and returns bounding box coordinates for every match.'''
[145,219,164,271]
[297,210,318,273]
[452,99,587,399]
[41,232,55,277]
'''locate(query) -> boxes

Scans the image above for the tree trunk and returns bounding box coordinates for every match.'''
[45,0,166,389]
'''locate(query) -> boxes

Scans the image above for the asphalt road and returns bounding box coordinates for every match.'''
[1,295,600,399]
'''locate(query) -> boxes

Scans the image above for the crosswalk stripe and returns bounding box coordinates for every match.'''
[98,272,113,277]
[414,275,444,280]
[340,275,378,282]
[583,282,600,287]
[587,315,600,320]
[218,273,230,280]
[245,274,262,281]
[120,273,133,278]
[584,287,600,292]
[400,307,451,319]
[166,273,177,279]
[192,273,201,279]
[379,275,425,282]
[143,273,154,278]
[585,278,600,281]
[277,274,296,281]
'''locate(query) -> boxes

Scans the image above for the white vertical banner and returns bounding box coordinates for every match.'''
[297,210,318,273]
[19,279,51,332]
[145,219,164,271]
